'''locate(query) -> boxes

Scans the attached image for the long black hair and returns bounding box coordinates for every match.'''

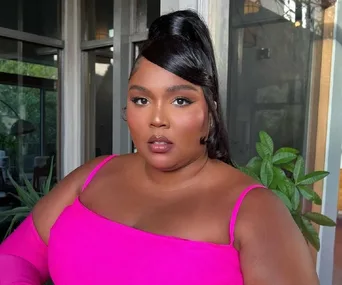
[131,10,234,166]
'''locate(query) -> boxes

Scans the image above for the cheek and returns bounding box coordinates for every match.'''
[127,108,145,140]
[172,107,209,137]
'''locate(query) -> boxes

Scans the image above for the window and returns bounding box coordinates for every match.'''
[0,0,61,39]
[0,38,59,239]
[227,0,324,165]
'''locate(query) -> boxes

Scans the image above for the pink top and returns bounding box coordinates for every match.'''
[47,154,264,284]
[0,154,263,284]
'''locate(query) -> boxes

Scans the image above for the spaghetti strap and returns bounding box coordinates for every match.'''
[229,184,266,245]
[81,154,117,192]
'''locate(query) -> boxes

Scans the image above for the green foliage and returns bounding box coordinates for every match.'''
[0,158,55,239]
[239,131,335,251]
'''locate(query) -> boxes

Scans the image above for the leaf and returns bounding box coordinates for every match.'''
[297,171,329,185]
[43,157,54,195]
[259,131,274,155]
[0,206,30,218]
[281,162,295,173]
[297,185,322,205]
[293,156,305,183]
[272,152,297,165]
[272,190,292,210]
[304,212,336,226]
[292,187,301,212]
[278,179,295,198]
[301,217,320,251]
[22,172,40,202]
[260,159,274,187]
[239,166,261,182]
[256,142,271,159]
[246,157,262,176]
[275,147,300,155]
[4,213,27,239]
[7,171,36,208]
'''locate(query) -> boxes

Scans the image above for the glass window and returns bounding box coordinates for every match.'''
[136,0,160,33]
[0,0,61,39]
[227,0,324,165]
[86,47,113,157]
[82,0,114,40]
[0,37,59,240]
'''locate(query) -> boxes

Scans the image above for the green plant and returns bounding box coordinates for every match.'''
[239,131,335,251]
[0,158,55,238]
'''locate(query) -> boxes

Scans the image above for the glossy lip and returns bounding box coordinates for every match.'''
[147,135,173,154]
[147,135,173,144]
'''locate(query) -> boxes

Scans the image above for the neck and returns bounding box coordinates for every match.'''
[143,153,209,189]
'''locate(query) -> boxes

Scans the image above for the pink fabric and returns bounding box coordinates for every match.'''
[0,215,49,283]
[0,154,264,284]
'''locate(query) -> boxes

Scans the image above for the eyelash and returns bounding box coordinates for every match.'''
[130,97,193,106]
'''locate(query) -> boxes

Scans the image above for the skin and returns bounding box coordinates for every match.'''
[32,58,318,284]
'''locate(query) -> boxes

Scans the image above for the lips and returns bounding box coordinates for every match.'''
[147,135,173,153]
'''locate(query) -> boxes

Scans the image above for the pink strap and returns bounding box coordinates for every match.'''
[82,154,117,192]
[229,184,266,245]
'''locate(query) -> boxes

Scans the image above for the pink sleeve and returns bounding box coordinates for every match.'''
[0,214,49,284]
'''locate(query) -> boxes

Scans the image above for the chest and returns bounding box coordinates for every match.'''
[48,203,243,285]
[80,183,233,245]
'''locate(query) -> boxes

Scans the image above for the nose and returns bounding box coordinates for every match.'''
[150,104,169,129]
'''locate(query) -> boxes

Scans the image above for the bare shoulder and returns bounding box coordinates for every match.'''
[32,155,114,244]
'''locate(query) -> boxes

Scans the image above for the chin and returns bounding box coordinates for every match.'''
[142,152,179,171]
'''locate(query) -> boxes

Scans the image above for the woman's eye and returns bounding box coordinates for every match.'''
[172,98,192,106]
[132,97,149,105]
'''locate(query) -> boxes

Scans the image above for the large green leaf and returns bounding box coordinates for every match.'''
[297,171,329,185]
[272,152,297,165]
[259,131,274,155]
[275,147,300,155]
[297,185,322,205]
[293,156,305,183]
[246,157,262,176]
[292,187,301,212]
[256,142,271,159]
[301,217,320,251]
[272,190,292,210]
[239,166,261,182]
[260,159,273,187]
[304,212,336,226]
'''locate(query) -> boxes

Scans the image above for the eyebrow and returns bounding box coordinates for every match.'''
[128,84,198,93]
[166,84,198,93]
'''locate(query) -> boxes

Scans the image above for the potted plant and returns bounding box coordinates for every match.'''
[239,131,335,251]
[0,158,55,239]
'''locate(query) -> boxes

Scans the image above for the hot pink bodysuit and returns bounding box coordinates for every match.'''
[0,154,263,284]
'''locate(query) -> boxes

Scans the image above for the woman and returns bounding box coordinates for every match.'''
[0,10,318,285]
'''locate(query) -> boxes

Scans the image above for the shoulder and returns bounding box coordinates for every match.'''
[32,154,117,243]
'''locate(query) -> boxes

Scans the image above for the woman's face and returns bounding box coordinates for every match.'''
[127,58,210,171]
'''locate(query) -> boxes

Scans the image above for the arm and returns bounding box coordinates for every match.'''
[0,156,108,284]
[236,189,319,285]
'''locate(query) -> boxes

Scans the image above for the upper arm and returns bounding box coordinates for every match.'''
[32,155,110,244]
[236,189,319,285]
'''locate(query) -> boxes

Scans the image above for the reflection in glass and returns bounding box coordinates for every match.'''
[227,0,324,165]
[82,0,114,40]
[0,0,61,38]
[135,0,161,33]
[87,47,113,157]
[0,38,58,239]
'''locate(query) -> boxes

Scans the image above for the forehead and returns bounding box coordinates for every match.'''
[129,58,197,89]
